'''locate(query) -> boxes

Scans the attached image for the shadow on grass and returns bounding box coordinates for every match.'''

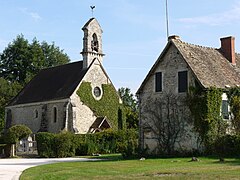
[81,153,124,161]
[211,158,240,166]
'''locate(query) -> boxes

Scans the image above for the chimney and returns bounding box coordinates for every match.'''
[168,35,180,41]
[220,36,236,65]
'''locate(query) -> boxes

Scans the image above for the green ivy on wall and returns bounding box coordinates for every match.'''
[188,86,227,151]
[77,82,125,130]
[227,87,240,134]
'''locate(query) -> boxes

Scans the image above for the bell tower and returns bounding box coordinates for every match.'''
[81,18,105,69]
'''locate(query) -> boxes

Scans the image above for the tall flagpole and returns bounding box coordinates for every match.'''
[165,0,169,39]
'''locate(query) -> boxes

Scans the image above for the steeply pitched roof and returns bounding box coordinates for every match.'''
[8,61,88,106]
[82,18,102,32]
[137,38,240,94]
[88,117,111,133]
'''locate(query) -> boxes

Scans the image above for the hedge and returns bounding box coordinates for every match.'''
[36,129,138,158]
[36,132,56,157]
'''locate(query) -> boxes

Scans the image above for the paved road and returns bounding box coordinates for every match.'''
[0,157,97,180]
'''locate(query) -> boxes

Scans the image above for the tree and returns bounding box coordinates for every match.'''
[118,87,138,129]
[4,124,32,157]
[5,124,32,144]
[0,35,29,84]
[0,35,70,130]
[0,78,22,131]
[142,94,191,155]
[0,34,70,84]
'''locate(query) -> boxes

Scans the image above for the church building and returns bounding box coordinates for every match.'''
[5,18,123,134]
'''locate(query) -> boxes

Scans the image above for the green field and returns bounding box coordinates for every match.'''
[20,155,240,180]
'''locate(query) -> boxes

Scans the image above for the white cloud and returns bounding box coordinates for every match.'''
[178,2,240,26]
[29,12,42,21]
[19,8,42,21]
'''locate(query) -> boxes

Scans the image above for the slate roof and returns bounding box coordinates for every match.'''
[8,61,87,106]
[137,38,240,94]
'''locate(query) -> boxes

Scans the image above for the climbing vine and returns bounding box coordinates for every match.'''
[187,86,227,151]
[77,82,126,130]
[227,87,240,134]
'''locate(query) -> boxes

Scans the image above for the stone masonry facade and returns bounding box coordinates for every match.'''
[138,44,201,154]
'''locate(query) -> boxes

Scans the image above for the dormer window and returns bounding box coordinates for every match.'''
[91,33,99,52]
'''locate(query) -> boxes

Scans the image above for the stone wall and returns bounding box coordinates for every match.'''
[70,60,111,133]
[139,45,201,154]
[6,99,68,133]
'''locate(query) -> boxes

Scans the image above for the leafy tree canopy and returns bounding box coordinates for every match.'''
[118,87,138,129]
[0,34,70,85]
[0,78,22,131]
[118,87,137,111]
[4,124,32,144]
[0,34,70,131]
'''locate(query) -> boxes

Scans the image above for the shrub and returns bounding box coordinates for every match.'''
[116,129,139,158]
[74,134,88,156]
[214,135,240,157]
[36,132,56,157]
[36,129,139,158]
[55,132,76,157]
[5,124,32,144]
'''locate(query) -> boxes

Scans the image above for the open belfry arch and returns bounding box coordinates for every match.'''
[81,18,105,69]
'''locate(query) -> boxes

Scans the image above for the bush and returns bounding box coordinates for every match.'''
[74,134,88,156]
[214,135,240,157]
[116,129,139,158]
[36,129,139,158]
[55,132,76,157]
[5,124,32,144]
[36,132,56,157]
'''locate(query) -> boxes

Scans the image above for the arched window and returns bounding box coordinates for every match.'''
[34,110,38,118]
[53,107,57,123]
[91,33,99,52]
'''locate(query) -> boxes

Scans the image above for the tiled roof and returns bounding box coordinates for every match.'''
[8,61,87,106]
[173,39,240,88]
[137,38,240,94]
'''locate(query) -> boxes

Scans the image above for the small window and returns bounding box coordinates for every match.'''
[53,107,57,123]
[178,71,188,93]
[222,100,229,119]
[155,72,162,92]
[94,87,101,97]
[34,110,38,118]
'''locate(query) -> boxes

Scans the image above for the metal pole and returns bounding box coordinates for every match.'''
[165,0,169,39]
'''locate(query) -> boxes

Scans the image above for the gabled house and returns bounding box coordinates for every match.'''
[137,35,240,154]
[5,18,122,134]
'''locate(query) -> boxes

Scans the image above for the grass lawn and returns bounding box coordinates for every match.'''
[20,155,240,180]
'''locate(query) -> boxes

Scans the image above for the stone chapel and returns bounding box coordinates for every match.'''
[5,18,122,134]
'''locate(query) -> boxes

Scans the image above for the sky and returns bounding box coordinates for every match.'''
[1,0,240,94]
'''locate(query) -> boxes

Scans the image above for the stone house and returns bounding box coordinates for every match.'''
[5,18,122,134]
[137,35,240,154]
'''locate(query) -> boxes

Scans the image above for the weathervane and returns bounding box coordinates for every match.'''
[90,5,96,17]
